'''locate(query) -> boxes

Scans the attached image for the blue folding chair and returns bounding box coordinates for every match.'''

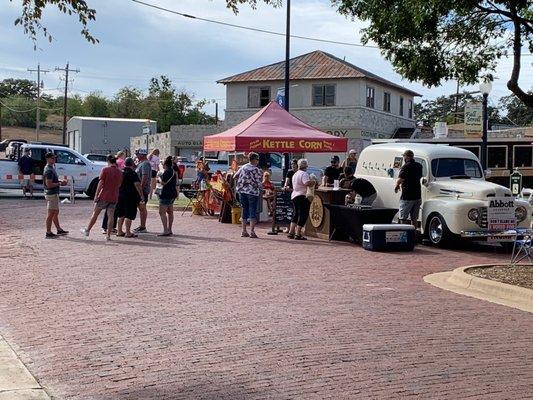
[510,232,533,265]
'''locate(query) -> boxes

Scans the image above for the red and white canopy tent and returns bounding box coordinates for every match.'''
[203,101,347,153]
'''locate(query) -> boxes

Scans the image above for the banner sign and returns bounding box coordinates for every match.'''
[276,88,285,108]
[464,102,483,138]
[204,137,347,153]
[487,198,516,231]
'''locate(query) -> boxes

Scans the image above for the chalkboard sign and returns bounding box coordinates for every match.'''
[274,190,294,225]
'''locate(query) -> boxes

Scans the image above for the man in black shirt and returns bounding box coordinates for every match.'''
[322,155,342,186]
[283,159,298,191]
[395,149,423,226]
[17,148,34,198]
[350,177,377,206]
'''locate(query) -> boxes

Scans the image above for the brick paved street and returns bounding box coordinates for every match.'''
[0,199,532,399]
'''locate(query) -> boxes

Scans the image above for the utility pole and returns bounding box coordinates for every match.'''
[55,62,79,145]
[283,0,291,179]
[28,64,49,141]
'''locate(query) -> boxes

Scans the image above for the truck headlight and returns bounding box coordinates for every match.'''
[515,206,528,222]
[468,208,479,222]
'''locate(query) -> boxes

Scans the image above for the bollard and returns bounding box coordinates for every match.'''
[70,177,75,204]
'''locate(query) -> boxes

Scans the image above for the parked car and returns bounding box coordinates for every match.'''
[0,139,27,152]
[83,153,108,163]
[0,144,105,198]
[356,142,530,247]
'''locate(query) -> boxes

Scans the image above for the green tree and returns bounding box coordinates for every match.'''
[12,0,97,45]
[111,87,143,118]
[0,79,38,98]
[415,93,503,126]
[334,0,533,107]
[1,96,47,128]
[499,93,533,126]
[51,95,85,118]
[84,91,110,117]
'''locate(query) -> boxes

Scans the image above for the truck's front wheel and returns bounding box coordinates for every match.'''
[84,178,99,199]
[426,213,457,247]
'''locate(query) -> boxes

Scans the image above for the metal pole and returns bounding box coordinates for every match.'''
[36,64,40,140]
[215,102,219,125]
[63,62,69,145]
[481,93,488,172]
[283,0,291,180]
[284,0,291,111]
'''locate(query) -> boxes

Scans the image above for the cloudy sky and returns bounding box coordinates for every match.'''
[1,0,531,117]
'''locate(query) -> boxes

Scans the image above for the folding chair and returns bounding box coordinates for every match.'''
[181,189,198,216]
[510,232,533,265]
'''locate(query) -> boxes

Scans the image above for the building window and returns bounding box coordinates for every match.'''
[383,92,391,112]
[312,85,335,106]
[366,86,375,108]
[487,145,507,169]
[408,99,413,119]
[248,87,270,108]
[399,97,404,116]
[513,145,532,168]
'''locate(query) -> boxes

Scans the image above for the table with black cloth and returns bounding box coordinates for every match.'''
[324,204,398,244]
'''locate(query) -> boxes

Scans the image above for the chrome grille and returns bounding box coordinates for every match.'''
[478,207,488,228]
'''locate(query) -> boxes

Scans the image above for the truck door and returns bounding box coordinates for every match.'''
[53,149,88,191]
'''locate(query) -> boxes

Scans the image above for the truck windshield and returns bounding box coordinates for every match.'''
[431,158,482,178]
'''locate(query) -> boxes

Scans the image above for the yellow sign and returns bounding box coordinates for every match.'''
[309,196,324,228]
[464,102,483,138]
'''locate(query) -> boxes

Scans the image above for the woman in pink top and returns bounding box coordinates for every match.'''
[116,151,126,170]
[287,159,316,240]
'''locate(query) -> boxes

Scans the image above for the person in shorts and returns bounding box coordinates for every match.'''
[116,157,145,238]
[395,149,423,226]
[134,149,152,233]
[157,156,178,236]
[43,152,69,239]
[18,148,34,199]
[81,155,123,240]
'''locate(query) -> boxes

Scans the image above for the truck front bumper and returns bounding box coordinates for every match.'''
[461,229,533,241]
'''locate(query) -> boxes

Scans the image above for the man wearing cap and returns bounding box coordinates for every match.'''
[395,149,423,226]
[18,148,34,199]
[43,152,69,239]
[322,155,342,187]
[134,148,152,233]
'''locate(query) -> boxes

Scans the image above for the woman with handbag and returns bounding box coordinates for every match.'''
[287,159,317,241]
[157,156,178,237]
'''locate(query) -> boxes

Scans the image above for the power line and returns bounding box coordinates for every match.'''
[131,0,533,57]
[55,62,80,144]
[130,0,379,49]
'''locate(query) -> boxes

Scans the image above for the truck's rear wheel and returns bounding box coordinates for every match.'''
[426,213,457,247]
[84,178,98,199]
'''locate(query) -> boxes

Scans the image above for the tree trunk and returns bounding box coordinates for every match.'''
[507,12,533,108]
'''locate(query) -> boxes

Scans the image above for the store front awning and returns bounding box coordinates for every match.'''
[203,101,347,153]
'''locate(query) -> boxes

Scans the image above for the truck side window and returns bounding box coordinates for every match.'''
[414,157,428,177]
[269,153,282,169]
[55,150,80,165]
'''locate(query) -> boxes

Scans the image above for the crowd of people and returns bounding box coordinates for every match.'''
[43,148,182,239]
[41,146,422,241]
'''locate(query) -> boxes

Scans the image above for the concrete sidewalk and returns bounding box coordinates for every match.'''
[0,336,49,400]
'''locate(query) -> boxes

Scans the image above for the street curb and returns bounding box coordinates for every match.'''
[0,335,51,399]
[424,264,533,313]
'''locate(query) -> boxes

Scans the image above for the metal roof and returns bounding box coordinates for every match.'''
[217,50,421,96]
[69,117,156,123]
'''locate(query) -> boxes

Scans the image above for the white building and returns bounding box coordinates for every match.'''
[68,117,157,155]
[130,50,421,163]
[218,50,420,163]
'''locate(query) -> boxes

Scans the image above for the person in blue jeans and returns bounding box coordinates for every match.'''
[234,152,263,238]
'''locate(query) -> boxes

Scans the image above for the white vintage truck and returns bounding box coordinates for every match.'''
[356,143,530,246]
[0,143,105,198]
